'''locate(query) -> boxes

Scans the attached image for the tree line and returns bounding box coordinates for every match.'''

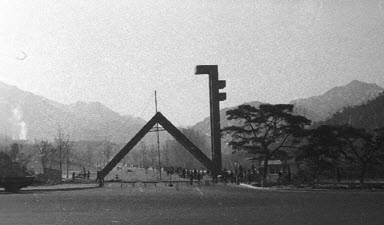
[2,95,383,187]
[0,128,118,178]
[0,126,211,178]
[222,103,384,187]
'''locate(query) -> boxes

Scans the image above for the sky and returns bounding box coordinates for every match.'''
[0,0,383,126]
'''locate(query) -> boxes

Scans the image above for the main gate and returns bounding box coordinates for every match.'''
[97,65,226,182]
[97,112,212,181]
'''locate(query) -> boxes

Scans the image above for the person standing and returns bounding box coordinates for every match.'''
[278,171,283,185]
[239,165,244,183]
[190,173,194,185]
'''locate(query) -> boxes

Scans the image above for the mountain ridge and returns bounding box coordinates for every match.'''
[290,80,384,122]
[321,92,384,130]
[0,81,146,143]
[191,80,383,154]
[2,79,382,144]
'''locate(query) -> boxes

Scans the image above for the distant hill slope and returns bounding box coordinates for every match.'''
[0,81,146,142]
[321,92,384,130]
[192,101,264,137]
[192,80,384,154]
[290,80,384,122]
[192,101,263,154]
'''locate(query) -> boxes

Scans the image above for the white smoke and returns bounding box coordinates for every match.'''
[11,106,28,140]
[19,121,27,140]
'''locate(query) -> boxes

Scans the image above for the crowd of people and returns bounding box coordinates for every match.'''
[220,165,261,184]
[71,167,91,180]
[165,164,262,184]
[93,163,271,185]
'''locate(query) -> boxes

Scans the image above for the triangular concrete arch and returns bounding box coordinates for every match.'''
[97,112,212,180]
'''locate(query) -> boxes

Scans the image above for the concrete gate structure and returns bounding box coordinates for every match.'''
[97,65,226,182]
[97,112,212,181]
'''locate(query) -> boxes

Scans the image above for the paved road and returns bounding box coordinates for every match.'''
[1,183,383,225]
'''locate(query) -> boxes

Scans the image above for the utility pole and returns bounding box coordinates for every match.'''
[155,91,162,180]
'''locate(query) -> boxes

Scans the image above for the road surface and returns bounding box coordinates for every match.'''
[1,183,383,225]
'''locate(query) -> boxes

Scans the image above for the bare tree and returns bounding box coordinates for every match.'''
[55,128,73,178]
[131,149,139,167]
[64,139,73,178]
[162,142,169,167]
[102,141,113,166]
[34,140,55,170]
[149,143,157,169]
[140,142,148,172]
[55,128,64,172]
[85,144,94,169]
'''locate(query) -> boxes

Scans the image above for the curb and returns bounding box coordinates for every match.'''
[22,184,98,192]
[239,183,278,191]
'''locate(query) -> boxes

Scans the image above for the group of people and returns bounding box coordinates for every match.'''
[221,165,260,184]
[179,169,205,181]
[163,165,262,184]
[96,163,265,184]
[71,167,91,180]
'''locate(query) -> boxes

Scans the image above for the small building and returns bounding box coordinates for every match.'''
[247,157,302,176]
[261,160,284,175]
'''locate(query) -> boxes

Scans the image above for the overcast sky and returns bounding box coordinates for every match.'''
[1,0,383,126]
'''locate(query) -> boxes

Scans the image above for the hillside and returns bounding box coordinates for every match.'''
[322,92,384,130]
[291,80,384,122]
[192,101,263,154]
[192,101,264,137]
[192,80,384,154]
[0,81,146,143]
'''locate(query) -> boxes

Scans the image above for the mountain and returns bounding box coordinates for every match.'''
[322,92,384,130]
[192,101,263,154]
[192,101,263,137]
[290,80,384,122]
[192,80,384,154]
[0,81,146,143]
